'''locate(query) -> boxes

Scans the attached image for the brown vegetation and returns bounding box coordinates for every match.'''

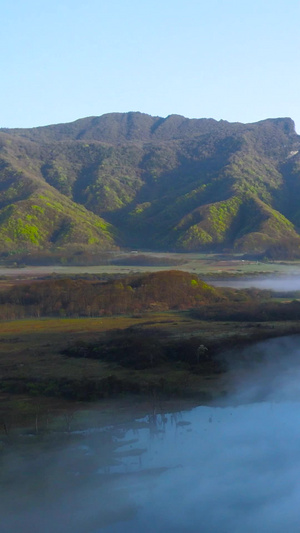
[0,271,225,319]
[0,269,296,323]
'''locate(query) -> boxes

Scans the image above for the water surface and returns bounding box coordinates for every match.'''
[2,336,300,532]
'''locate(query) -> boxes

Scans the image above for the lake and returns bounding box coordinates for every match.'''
[2,335,300,532]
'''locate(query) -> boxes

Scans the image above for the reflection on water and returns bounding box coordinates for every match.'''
[2,336,300,532]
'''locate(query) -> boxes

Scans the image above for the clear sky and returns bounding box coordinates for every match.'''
[2,0,300,130]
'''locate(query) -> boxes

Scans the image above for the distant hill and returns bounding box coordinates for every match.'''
[1,112,300,256]
[0,270,244,319]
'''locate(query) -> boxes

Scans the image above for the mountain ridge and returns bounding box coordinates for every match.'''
[2,113,295,143]
[0,112,300,257]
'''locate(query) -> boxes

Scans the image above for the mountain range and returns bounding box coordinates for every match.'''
[1,112,300,256]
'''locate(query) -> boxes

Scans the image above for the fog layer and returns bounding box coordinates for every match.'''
[211,275,300,291]
[2,336,300,532]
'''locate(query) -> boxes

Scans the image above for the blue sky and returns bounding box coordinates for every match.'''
[2,0,300,130]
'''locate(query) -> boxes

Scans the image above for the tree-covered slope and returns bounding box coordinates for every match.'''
[0,150,118,253]
[0,270,249,318]
[1,112,300,254]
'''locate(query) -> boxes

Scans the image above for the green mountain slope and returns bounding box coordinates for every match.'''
[0,153,117,253]
[1,113,300,254]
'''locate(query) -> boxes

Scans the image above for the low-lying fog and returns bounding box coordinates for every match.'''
[2,335,300,532]
[211,275,300,291]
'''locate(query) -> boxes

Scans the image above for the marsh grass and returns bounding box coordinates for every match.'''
[0,313,297,383]
[1,251,300,280]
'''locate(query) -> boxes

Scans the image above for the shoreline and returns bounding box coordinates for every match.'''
[1,317,299,432]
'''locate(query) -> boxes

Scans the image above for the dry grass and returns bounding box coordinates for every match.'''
[0,312,299,429]
[0,313,298,380]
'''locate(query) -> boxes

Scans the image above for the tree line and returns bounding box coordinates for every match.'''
[0,270,266,320]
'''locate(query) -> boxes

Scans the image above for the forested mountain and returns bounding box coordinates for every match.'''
[1,112,300,256]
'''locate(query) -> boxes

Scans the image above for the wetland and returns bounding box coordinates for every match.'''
[2,335,300,532]
[1,253,300,422]
[2,254,300,530]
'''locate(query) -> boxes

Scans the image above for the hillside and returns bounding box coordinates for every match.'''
[1,112,300,255]
[0,270,265,319]
[0,271,220,318]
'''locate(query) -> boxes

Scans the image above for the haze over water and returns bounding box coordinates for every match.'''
[2,336,300,532]
[212,275,300,292]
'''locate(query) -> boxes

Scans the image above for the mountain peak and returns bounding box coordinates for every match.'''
[258,117,296,134]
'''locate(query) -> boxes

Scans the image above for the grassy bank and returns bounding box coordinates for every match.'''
[1,312,299,429]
